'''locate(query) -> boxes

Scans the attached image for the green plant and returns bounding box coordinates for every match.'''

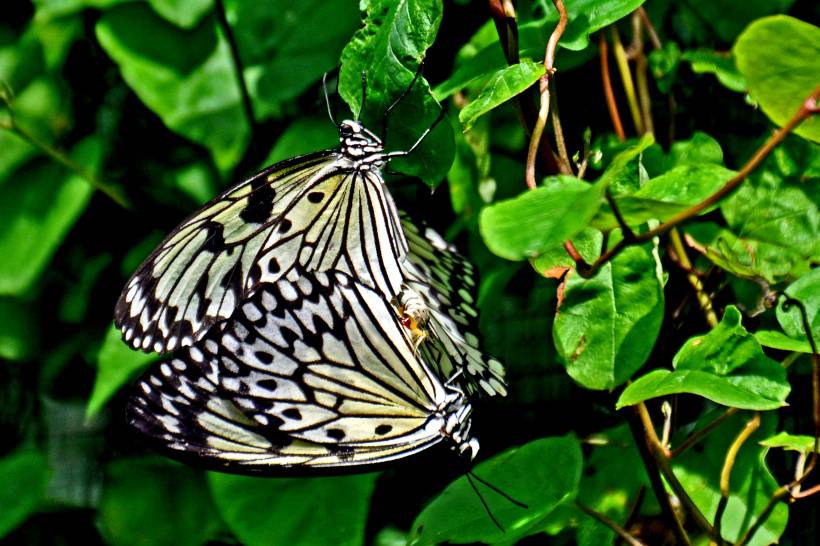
[1,0,817,545]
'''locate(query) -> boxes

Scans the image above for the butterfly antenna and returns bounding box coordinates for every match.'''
[322,72,337,126]
[384,107,446,160]
[382,60,425,141]
[468,471,529,509]
[467,472,505,533]
[357,70,367,121]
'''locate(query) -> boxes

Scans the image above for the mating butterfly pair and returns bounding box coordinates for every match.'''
[116,111,505,471]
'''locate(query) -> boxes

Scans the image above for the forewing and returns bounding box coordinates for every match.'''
[116,153,408,354]
[126,269,445,471]
[400,214,507,396]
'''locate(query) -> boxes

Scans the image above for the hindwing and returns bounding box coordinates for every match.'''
[126,269,453,471]
[400,214,506,397]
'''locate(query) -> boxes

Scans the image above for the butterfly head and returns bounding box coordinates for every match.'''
[339,120,385,167]
[441,389,479,461]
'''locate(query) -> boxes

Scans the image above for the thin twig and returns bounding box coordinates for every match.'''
[576,501,647,546]
[606,191,637,241]
[714,413,760,537]
[670,408,738,458]
[668,228,719,327]
[610,27,644,135]
[637,7,662,50]
[1,117,130,209]
[630,14,654,135]
[214,0,257,137]
[626,407,692,546]
[488,0,560,174]
[568,85,820,278]
[660,401,673,450]
[549,83,573,174]
[525,0,567,189]
[636,403,727,544]
[599,33,626,141]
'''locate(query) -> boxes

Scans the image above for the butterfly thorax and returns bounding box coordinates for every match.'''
[338,120,386,171]
[438,390,479,460]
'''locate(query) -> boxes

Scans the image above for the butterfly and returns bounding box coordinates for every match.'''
[127,267,479,471]
[115,119,428,355]
[397,215,506,397]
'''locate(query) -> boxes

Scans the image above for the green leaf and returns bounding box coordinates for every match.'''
[410,435,582,545]
[209,473,377,546]
[31,0,130,22]
[554,244,664,390]
[593,164,735,231]
[458,60,545,131]
[339,0,454,186]
[685,222,809,284]
[479,175,607,261]
[755,330,814,354]
[96,3,249,172]
[0,137,99,295]
[760,431,816,454]
[673,411,787,545]
[0,297,38,361]
[480,133,650,254]
[721,137,820,267]
[98,458,221,546]
[733,15,820,143]
[147,0,213,29]
[688,0,796,41]
[86,325,158,419]
[617,306,790,410]
[682,49,746,93]
[777,266,820,342]
[226,0,359,119]
[519,0,647,52]
[0,450,51,539]
[530,228,602,278]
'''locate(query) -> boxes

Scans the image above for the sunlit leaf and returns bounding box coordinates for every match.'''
[776,266,820,342]
[682,49,746,92]
[760,431,816,454]
[147,0,213,29]
[733,15,820,142]
[554,244,664,390]
[618,306,790,410]
[410,435,582,545]
[339,0,453,186]
[458,60,545,130]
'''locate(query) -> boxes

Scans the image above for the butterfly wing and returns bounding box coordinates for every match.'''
[116,152,407,354]
[400,214,507,397]
[127,269,448,471]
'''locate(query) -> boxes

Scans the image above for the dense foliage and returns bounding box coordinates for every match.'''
[1,0,818,545]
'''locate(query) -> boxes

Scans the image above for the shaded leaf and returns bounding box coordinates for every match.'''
[209,473,377,546]
[226,0,359,119]
[261,116,338,166]
[755,329,814,354]
[0,450,50,539]
[96,4,249,172]
[86,325,158,419]
[410,435,582,545]
[673,411,787,546]
[98,458,221,546]
[682,49,746,92]
[618,306,790,410]
[0,137,99,295]
[458,60,545,130]
[0,297,39,361]
[733,15,820,142]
